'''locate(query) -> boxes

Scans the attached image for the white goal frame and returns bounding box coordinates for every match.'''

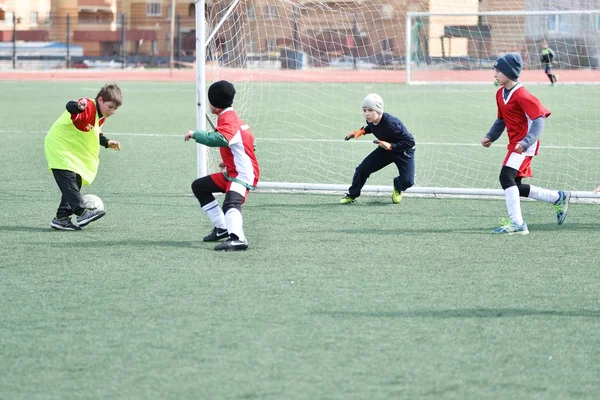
[195,2,600,199]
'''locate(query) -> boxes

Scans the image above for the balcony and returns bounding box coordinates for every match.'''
[78,0,114,12]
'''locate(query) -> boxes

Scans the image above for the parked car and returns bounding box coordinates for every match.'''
[83,60,124,69]
[329,56,377,69]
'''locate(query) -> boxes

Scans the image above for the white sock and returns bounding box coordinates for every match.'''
[201,200,226,230]
[225,208,245,241]
[528,185,560,203]
[505,186,524,225]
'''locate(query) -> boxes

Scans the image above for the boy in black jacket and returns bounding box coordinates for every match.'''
[341,93,415,204]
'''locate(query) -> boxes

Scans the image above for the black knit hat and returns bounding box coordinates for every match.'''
[208,80,236,109]
[494,53,523,81]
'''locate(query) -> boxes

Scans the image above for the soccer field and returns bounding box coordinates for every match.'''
[1,81,600,399]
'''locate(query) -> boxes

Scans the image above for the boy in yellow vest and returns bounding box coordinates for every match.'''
[44,83,123,230]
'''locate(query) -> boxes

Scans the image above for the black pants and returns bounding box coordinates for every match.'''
[191,175,245,214]
[52,169,84,219]
[348,147,415,198]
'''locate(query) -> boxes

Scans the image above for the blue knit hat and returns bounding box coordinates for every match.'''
[494,53,523,81]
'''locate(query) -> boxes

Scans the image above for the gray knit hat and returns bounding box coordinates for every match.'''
[361,93,384,113]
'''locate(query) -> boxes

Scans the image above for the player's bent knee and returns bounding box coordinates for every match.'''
[191,180,217,206]
[222,191,244,214]
[499,167,517,190]
[191,179,209,194]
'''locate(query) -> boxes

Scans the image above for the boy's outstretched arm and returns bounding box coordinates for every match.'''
[344,128,366,141]
[482,118,505,147]
[184,129,228,147]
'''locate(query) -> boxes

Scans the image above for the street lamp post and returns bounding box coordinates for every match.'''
[169,0,176,77]
[12,13,17,69]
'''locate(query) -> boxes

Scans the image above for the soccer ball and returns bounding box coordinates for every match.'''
[82,194,104,210]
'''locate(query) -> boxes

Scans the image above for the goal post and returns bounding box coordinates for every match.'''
[197,2,600,199]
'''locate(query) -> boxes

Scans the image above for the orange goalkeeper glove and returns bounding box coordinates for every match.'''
[344,128,366,141]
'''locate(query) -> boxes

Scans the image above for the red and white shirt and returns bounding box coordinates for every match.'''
[72,98,107,131]
[216,108,260,187]
[496,83,551,153]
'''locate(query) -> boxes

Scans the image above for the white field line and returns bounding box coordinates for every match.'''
[2,129,600,150]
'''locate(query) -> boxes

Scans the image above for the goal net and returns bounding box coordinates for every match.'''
[197,1,600,197]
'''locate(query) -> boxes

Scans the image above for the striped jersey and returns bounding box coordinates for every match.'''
[216,108,260,187]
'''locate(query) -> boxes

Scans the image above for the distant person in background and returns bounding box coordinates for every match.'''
[540,40,558,86]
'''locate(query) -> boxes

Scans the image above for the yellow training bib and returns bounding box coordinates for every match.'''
[44,102,100,186]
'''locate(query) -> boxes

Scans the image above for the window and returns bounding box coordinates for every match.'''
[381,38,393,52]
[547,14,569,33]
[46,11,52,25]
[265,4,277,19]
[596,14,600,30]
[6,12,14,25]
[266,38,277,52]
[147,2,162,17]
[167,5,172,20]
[30,12,38,25]
[247,6,256,21]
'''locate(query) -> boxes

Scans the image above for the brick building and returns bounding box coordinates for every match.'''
[0,0,598,66]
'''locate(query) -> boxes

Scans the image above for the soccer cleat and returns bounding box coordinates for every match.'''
[339,194,356,204]
[214,238,249,251]
[392,188,402,204]
[492,220,529,235]
[51,217,81,231]
[76,208,106,227]
[203,227,228,242]
[554,190,571,225]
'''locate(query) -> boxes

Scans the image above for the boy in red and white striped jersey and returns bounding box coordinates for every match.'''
[185,81,260,251]
[481,53,570,235]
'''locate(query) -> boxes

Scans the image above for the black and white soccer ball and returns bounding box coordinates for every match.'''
[82,194,104,211]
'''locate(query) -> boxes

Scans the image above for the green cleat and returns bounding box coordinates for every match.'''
[492,219,529,235]
[554,190,571,225]
[392,188,402,204]
[339,194,356,204]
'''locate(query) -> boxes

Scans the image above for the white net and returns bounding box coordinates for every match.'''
[200,1,600,195]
